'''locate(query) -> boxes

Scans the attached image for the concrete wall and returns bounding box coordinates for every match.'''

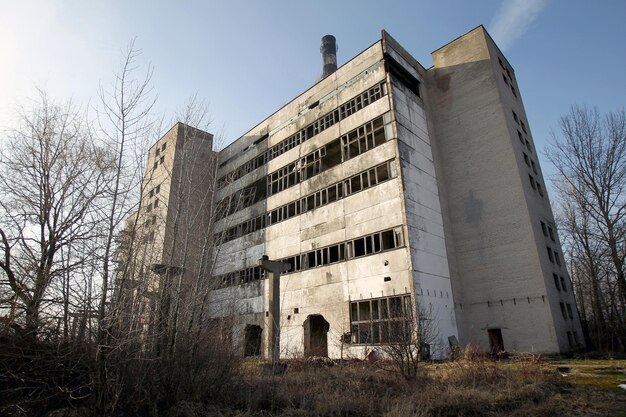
[425,26,582,353]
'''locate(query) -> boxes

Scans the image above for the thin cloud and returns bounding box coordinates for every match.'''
[489,0,548,51]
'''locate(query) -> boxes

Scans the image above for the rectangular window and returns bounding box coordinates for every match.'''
[529,175,536,190]
[566,331,573,348]
[531,161,538,174]
[560,276,567,292]
[160,156,165,165]
[566,303,573,319]
[554,251,561,266]
[524,153,530,167]
[560,302,567,319]
[350,294,412,344]
[518,130,524,144]
[512,110,519,124]
[541,221,548,236]
[536,181,544,197]
[502,73,509,85]
[548,227,555,241]
[547,247,554,263]
[553,273,561,291]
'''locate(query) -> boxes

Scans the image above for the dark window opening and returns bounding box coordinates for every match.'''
[217,83,386,189]
[553,273,561,291]
[560,276,567,292]
[547,247,554,263]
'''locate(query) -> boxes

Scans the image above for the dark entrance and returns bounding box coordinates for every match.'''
[303,314,330,357]
[488,328,505,355]
[244,324,263,357]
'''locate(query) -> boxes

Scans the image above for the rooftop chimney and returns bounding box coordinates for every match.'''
[320,35,337,78]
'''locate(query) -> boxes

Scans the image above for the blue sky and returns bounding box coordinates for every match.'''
[1,0,625,171]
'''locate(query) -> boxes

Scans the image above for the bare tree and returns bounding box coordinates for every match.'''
[547,105,626,352]
[92,39,157,413]
[0,91,111,338]
[376,295,439,380]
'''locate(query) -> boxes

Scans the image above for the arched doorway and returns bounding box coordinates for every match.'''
[303,314,329,357]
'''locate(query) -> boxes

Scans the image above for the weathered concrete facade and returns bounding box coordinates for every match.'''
[139,26,582,358]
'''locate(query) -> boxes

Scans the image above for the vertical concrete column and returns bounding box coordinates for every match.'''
[257,256,291,368]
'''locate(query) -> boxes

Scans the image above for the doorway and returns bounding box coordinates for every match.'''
[488,328,504,355]
[244,324,263,357]
[303,314,329,357]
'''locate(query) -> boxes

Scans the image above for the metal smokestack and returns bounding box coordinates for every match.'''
[321,35,337,78]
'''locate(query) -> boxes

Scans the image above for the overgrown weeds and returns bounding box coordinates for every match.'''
[2,341,625,416]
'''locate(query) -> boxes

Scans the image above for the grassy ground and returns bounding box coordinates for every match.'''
[170,356,626,417]
[550,359,626,391]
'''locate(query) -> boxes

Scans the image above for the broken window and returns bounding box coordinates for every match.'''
[350,294,412,344]
[216,159,396,243]
[341,115,387,161]
[217,83,386,189]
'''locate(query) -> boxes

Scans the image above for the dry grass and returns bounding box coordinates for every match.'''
[164,353,626,417]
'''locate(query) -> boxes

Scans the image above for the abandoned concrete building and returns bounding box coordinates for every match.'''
[136,25,583,359]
